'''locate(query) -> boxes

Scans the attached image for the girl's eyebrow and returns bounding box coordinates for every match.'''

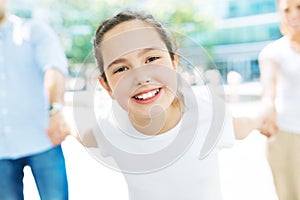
[107,58,127,70]
[107,48,159,69]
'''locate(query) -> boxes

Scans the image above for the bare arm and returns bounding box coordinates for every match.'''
[233,117,260,140]
[68,105,99,147]
[258,58,279,137]
[233,58,279,139]
[45,68,69,146]
[71,129,98,148]
[231,58,279,139]
[45,68,65,104]
[233,115,278,139]
[259,59,277,106]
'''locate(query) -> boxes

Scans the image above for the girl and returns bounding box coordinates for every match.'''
[78,10,274,200]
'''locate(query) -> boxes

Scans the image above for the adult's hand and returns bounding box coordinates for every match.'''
[47,111,70,146]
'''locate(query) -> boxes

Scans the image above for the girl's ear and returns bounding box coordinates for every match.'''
[172,53,179,70]
[99,77,114,99]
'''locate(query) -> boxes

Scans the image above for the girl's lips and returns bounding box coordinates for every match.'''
[131,88,162,104]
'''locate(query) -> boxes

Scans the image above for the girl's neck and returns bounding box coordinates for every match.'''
[129,97,184,136]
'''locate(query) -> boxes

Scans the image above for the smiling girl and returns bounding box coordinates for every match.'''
[76,10,275,200]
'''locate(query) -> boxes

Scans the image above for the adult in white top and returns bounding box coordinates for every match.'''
[259,0,300,199]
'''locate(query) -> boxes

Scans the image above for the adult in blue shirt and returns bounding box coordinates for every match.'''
[0,0,69,199]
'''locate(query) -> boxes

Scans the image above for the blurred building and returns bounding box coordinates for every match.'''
[9,0,281,83]
[208,0,281,82]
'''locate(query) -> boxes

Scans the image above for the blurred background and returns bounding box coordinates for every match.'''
[7,0,280,199]
[8,0,281,84]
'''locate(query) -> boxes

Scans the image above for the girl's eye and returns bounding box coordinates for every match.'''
[284,8,289,13]
[146,56,160,63]
[113,66,129,74]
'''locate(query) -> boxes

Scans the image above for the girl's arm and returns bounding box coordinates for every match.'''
[233,117,261,140]
[233,116,278,140]
[232,57,279,139]
[71,129,98,147]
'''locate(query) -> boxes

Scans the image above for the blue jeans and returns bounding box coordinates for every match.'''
[0,145,68,200]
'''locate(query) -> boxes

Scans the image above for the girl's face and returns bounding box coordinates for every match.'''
[278,0,300,34]
[99,20,178,119]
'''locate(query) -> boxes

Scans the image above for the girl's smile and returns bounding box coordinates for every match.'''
[131,88,162,104]
[110,64,177,119]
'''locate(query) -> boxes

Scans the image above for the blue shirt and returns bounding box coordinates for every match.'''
[0,15,68,159]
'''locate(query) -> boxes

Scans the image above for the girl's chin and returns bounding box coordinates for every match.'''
[128,106,167,119]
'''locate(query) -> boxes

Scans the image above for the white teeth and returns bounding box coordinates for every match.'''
[134,89,160,100]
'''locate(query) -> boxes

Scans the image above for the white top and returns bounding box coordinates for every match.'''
[259,36,300,133]
[93,85,234,200]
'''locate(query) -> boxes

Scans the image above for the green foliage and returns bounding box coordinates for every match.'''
[17,0,214,67]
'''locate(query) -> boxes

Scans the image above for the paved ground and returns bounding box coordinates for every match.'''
[23,82,279,200]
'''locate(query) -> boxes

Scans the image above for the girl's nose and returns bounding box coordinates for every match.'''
[137,79,150,85]
[132,67,152,86]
